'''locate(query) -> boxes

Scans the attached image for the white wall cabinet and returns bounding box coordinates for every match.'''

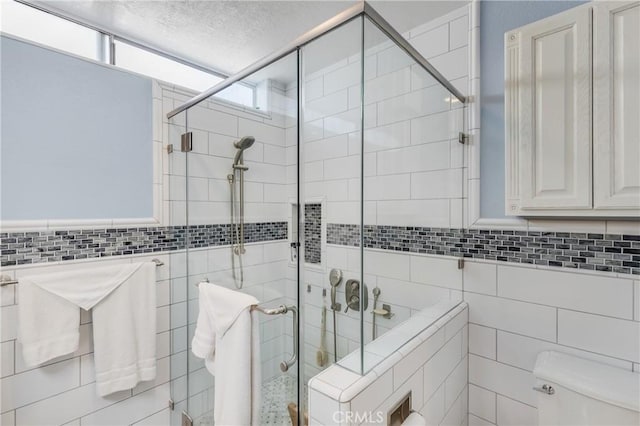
[505,2,640,217]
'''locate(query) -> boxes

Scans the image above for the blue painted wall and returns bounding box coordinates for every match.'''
[1,36,153,220]
[479,0,587,218]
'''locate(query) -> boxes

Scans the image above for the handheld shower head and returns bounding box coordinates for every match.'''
[232,136,255,166]
[234,136,255,150]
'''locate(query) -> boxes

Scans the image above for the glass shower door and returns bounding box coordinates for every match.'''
[180,52,300,425]
[359,15,466,374]
[298,16,364,386]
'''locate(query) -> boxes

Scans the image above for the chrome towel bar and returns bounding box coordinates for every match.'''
[251,304,298,372]
[0,277,18,287]
[0,258,165,287]
[196,279,298,373]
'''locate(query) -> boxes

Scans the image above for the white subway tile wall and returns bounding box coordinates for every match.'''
[300,9,468,232]
[0,254,171,425]
[465,259,640,425]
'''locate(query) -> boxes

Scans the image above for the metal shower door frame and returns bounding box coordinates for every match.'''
[167,1,466,120]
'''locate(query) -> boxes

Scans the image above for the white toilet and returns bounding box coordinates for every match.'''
[533,351,640,426]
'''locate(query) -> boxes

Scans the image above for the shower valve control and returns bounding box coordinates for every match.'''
[344,295,359,313]
[344,279,368,313]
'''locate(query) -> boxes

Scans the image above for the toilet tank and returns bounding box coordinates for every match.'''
[533,351,640,426]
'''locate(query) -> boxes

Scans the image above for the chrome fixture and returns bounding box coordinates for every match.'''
[232,136,255,167]
[458,132,469,145]
[374,303,393,320]
[250,304,298,372]
[197,278,298,373]
[181,132,193,152]
[0,258,165,286]
[372,286,381,339]
[329,268,343,362]
[533,384,555,395]
[329,268,343,311]
[344,279,368,313]
[0,276,19,287]
[228,136,256,289]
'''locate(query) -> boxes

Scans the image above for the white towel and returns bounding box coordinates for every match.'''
[192,282,261,426]
[18,262,156,396]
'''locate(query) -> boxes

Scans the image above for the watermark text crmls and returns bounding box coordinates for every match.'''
[332,411,384,424]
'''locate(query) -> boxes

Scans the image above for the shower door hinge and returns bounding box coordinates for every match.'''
[167,144,174,154]
[457,258,465,269]
[181,132,193,152]
[458,132,469,144]
[168,399,175,410]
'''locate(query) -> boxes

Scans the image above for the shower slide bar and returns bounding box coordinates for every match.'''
[196,279,299,373]
[167,1,466,120]
[0,258,165,287]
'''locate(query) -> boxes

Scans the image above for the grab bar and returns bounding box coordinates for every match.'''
[251,304,298,372]
[0,258,165,287]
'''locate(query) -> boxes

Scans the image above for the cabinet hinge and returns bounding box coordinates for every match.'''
[457,258,465,269]
[458,132,469,144]
[181,132,193,152]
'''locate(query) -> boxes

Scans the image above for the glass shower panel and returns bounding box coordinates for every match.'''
[359,17,465,374]
[299,17,364,381]
[167,110,189,426]
[182,52,299,425]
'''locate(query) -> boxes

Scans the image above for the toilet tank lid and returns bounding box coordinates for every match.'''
[534,351,639,412]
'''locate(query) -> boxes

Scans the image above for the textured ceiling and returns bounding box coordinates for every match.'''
[31,0,467,81]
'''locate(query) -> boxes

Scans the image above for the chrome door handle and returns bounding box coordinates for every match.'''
[280,305,298,372]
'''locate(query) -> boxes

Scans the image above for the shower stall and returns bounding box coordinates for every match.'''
[165,2,466,424]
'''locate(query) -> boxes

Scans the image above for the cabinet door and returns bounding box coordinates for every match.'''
[593,2,640,211]
[518,6,593,211]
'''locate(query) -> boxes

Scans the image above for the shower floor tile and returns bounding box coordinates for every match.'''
[260,375,297,426]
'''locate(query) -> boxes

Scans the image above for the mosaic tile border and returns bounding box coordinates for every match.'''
[327,224,640,276]
[304,203,321,264]
[0,222,288,267]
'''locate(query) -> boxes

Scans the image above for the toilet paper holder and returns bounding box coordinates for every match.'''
[388,391,412,425]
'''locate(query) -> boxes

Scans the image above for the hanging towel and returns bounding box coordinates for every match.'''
[192,282,261,426]
[18,262,156,396]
